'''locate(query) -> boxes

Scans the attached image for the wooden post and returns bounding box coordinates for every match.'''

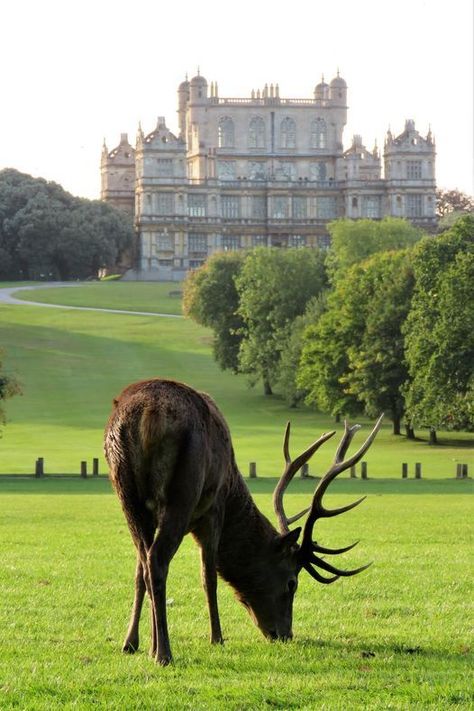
[35,457,44,478]
[456,463,463,479]
[402,463,408,479]
[361,462,367,479]
[415,462,422,479]
[92,458,99,477]
[249,462,257,478]
[350,465,356,479]
[462,463,468,478]
[300,463,309,479]
[81,461,88,478]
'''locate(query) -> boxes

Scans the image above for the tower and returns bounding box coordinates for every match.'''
[100,133,136,214]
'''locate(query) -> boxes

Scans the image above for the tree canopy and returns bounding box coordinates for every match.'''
[0,168,134,280]
[403,215,474,431]
[183,251,246,372]
[235,247,327,394]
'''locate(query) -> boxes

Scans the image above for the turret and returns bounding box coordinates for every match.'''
[177,77,190,139]
[189,71,208,105]
[314,75,329,102]
[329,71,347,106]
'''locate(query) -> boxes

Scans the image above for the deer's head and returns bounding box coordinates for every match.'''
[239,415,384,641]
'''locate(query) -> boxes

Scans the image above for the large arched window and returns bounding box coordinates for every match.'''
[280,117,296,148]
[311,118,327,149]
[248,116,265,148]
[218,117,234,148]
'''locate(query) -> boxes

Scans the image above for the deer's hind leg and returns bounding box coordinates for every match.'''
[122,556,146,653]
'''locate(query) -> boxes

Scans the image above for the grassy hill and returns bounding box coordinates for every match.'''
[0,281,472,477]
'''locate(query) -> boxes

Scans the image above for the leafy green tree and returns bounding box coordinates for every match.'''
[403,215,474,433]
[236,248,327,395]
[0,168,133,280]
[0,351,21,433]
[298,249,415,433]
[277,294,327,407]
[325,217,423,282]
[183,251,246,372]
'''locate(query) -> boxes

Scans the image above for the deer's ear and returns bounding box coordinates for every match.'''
[277,527,301,552]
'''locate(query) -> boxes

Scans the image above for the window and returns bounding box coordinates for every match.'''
[362,196,381,218]
[310,162,327,181]
[288,235,306,247]
[252,235,267,246]
[316,197,336,218]
[218,117,234,148]
[157,159,173,177]
[221,195,241,218]
[292,196,307,219]
[279,162,297,180]
[311,119,327,149]
[248,117,265,148]
[317,234,331,249]
[156,193,174,215]
[217,161,236,180]
[188,233,208,255]
[251,196,266,219]
[406,161,422,179]
[248,161,266,180]
[272,196,289,219]
[155,233,173,251]
[222,235,240,251]
[280,117,296,148]
[188,194,207,217]
[406,194,423,217]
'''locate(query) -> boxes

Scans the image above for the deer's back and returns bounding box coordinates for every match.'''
[104,379,236,527]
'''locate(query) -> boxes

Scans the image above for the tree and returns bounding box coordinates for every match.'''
[325,217,423,282]
[403,215,474,433]
[236,248,327,395]
[436,189,474,218]
[298,249,415,434]
[183,251,246,372]
[0,351,21,433]
[0,168,134,280]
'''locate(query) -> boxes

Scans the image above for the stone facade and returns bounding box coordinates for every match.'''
[101,72,437,281]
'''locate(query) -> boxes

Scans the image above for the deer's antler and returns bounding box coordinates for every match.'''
[273,414,384,584]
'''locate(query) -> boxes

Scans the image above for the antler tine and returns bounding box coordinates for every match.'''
[312,540,359,555]
[273,423,336,533]
[310,552,373,577]
[300,414,384,558]
[303,563,340,585]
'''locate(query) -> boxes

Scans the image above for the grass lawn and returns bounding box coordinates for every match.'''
[0,283,472,478]
[0,477,471,710]
[12,281,184,315]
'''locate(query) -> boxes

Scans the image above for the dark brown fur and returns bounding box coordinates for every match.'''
[105,379,300,665]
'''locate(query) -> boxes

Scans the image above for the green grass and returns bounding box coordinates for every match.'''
[0,477,471,709]
[0,283,472,477]
[13,281,184,315]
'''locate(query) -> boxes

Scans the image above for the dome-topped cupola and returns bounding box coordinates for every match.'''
[189,69,208,103]
[314,75,329,101]
[329,70,347,105]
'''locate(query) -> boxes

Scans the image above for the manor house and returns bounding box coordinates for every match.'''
[101,71,436,280]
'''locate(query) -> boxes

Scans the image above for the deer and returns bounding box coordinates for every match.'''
[104,378,383,666]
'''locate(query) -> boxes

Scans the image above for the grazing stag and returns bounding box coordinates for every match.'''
[105,378,382,665]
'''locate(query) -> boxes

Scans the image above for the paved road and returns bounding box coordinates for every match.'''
[0,282,183,318]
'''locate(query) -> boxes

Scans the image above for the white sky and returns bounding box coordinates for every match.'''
[0,0,472,199]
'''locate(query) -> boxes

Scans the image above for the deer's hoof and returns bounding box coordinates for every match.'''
[157,654,172,667]
[122,640,138,654]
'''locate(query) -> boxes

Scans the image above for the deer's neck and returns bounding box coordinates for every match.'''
[216,471,277,591]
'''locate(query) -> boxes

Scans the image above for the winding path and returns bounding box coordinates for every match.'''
[0,283,183,318]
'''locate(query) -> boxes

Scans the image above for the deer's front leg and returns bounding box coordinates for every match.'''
[200,546,223,645]
[123,556,146,653]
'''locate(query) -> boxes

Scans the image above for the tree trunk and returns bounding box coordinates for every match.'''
[334,413,341,423]
[405,423,416,440]
[428,427,438,445]
[263,378,273,396]
[392,414,401,435]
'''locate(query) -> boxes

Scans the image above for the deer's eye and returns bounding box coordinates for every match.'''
[288,579,297,594]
